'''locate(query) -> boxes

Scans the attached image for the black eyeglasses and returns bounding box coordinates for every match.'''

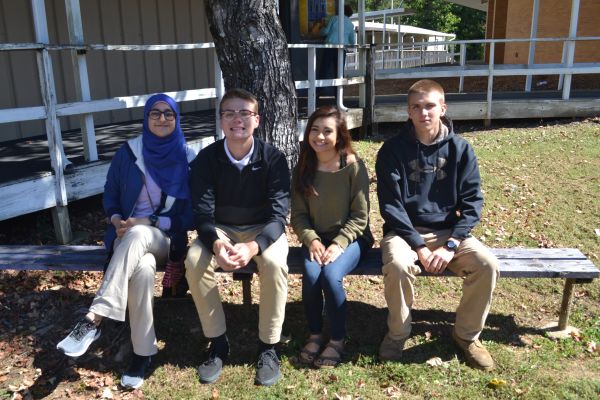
[148,110,176,121]
[220,110,257,121]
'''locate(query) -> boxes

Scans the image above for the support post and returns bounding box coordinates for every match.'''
[485,42,495,127]
[358,0,366,107]
[459,43,466,93]
[214,55,225,140]
[32,0,72,244]
[361,45,376,138]
[307,46,316,115]
[336,0,346,111]
[558,278,575,330]
[64,0,98,162]
[562,0,580,100]
[525,0,540,92]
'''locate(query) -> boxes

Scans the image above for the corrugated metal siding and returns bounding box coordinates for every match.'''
[0,0,214,142]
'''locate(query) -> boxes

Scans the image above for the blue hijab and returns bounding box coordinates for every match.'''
[142,93,190,200]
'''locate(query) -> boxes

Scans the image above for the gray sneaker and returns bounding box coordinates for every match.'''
[56,318,101,357]
[198,339,229,384]
[255,348,281,386]
[379,333,407,361]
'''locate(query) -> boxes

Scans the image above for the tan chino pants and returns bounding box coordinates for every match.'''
[185,224,289,344]
[381,229,499,342]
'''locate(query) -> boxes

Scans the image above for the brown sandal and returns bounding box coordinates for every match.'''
[314,341,344,369]
[299,336,323,364]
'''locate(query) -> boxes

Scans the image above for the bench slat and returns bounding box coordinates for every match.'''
[489,248,589,259]
[0,245,597,280]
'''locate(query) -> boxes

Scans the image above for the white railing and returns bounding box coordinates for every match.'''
[346,48,457,70]
[370,36,600,121]
[2,35,600,235]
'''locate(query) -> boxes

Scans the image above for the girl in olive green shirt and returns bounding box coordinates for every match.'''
[291,106,373,368]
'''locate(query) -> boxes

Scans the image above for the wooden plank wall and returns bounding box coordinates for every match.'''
[0,0,214,142]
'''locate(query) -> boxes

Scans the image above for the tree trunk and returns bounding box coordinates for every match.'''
[205,0,298,166]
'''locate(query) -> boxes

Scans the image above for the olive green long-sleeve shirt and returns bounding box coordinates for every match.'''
[291,159,370,249]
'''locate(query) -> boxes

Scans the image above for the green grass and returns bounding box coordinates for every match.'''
[135,119,600,399]
[8,119,597,399]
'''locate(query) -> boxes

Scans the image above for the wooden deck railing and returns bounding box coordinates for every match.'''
[2,32,600,243]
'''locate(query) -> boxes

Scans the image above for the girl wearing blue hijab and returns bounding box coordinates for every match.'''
[57,94,195,389]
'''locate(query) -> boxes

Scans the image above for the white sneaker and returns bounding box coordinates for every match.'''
[56,318,101,357]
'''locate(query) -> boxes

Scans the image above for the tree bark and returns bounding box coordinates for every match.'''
[205,0,298,166]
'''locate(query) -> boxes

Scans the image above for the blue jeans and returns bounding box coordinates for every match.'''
[302,240,362,340]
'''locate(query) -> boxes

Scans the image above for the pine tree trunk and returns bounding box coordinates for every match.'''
[206,0,299,166]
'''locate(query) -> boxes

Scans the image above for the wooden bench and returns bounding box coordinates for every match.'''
[1,245,598,331]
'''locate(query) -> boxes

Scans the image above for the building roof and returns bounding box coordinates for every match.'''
[349,7,415,20]
[445,0,488,12]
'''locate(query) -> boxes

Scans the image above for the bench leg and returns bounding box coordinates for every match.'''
[242,279,252,310]
[233,272,253,311]
[558,278,575,331]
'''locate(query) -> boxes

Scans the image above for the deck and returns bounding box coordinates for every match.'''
[2,87,599,188]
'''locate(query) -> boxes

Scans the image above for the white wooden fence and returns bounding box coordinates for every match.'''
[2,33,600,242]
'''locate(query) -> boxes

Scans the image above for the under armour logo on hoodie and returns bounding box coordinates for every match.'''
[408,158,447,182]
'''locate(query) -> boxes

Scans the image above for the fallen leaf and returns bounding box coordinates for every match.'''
[426,357,443,367]
[279,334,292,344]
[211,387,220,399]
[488,378,507,389]
[334,394,352,400]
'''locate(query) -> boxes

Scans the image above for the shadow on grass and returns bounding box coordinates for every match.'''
[18,293,546,397]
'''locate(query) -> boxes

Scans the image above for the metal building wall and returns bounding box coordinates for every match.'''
[0,0,214,142]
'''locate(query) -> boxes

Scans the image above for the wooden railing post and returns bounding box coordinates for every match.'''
[32,0,72,244]
[307,46,316,115]
[214,56,225,140]
[65,0,98,162]
[458,43,466,93]
[361,45,376,138]
[525,0,540,92]
[562,0,580,100]
[485,42,495,128]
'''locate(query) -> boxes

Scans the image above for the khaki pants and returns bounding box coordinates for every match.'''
[185,224,289,344]
[381,229,499,341]
[90,225,169,356]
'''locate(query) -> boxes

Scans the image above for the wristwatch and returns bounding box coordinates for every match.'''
[444,239,459,252]
[149,214,159,227]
